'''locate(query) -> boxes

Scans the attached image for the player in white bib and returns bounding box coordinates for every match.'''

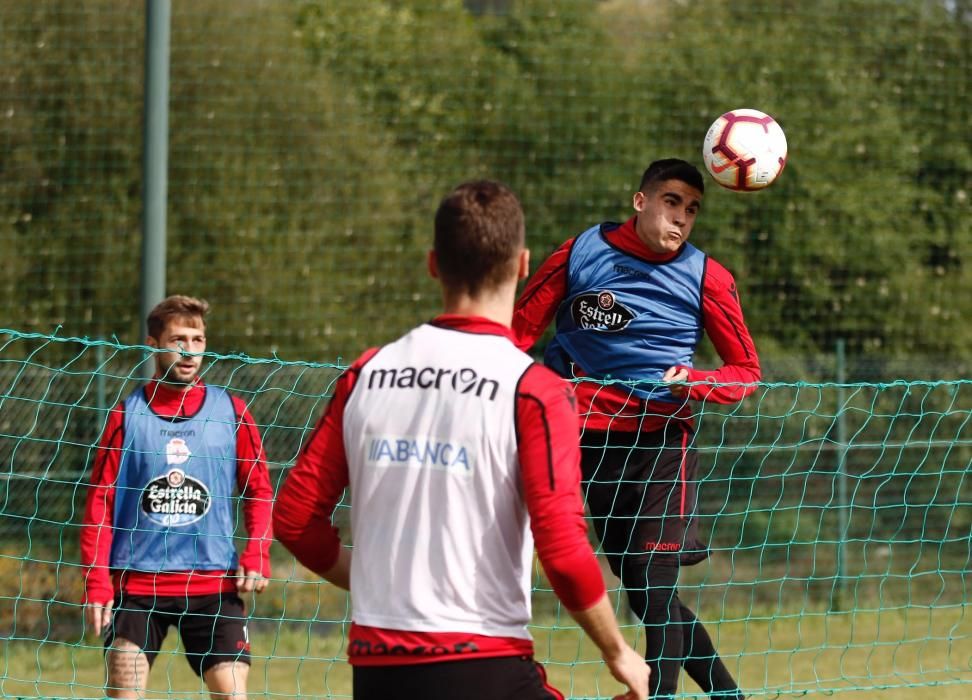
[275,180,648,700]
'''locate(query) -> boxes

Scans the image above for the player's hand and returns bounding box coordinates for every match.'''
[236,566,268,594]
[85,600,113,637]
[604,643,649,700]
[662,366,690,399]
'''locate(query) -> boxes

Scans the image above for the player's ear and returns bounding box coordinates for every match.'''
[516,248,530,280]
[146,335,158,349]
[427,250,439,280]
[633,190,646,212]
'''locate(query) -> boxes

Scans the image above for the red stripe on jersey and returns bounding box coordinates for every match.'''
[678,423,690,517]
[347,624,533,666]
[114,570,237,597]
[572,370,693,434]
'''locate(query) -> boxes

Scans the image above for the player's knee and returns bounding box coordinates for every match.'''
[105,640,150,693]
[203,660,249,698]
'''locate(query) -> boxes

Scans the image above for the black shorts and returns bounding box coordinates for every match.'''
[105,593,250,677]
[353,656,564,700]
[581,423,709,575]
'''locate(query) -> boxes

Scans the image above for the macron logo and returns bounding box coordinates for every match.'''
[366,366,500,401]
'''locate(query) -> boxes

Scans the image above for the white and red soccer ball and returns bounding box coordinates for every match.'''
[702,108,787,191]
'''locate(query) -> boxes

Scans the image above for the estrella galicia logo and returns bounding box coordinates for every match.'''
[571,291,635,332]
[140,468,211,527]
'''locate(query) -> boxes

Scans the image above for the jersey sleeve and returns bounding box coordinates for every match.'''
[79,403,125,604]
[681,258,761,404]
[515,363,606,612]
[232,398,274,579]
[512,238,574,352]
[273,349,377,578]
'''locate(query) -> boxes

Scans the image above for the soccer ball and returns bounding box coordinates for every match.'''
[702,109,787,191]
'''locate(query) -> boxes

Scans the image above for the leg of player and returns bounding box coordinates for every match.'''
[626,560,744,699]
[679,603,744,699]
[204,660,249,699]
[621,558,684,698]
[180,593,251,696]
[105,639,150,699]
[644,562,683,699]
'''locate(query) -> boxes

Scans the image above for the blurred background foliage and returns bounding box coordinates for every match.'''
[1,0,970,374]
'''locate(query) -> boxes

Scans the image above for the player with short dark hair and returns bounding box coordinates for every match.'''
[274,180,649,700]
[433,179,526,294]
[513,160,758,699]
[638,158,706,193]
[80,294,273,699]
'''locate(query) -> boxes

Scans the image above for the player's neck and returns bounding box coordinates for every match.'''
[150,375,197,395]
[440,287,515,328]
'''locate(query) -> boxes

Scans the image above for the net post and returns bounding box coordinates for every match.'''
[139,0,170,377]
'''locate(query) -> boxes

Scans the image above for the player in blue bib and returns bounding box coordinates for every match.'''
[515,160,761,700]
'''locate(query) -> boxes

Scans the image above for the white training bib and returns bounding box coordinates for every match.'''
[343,323,535,639]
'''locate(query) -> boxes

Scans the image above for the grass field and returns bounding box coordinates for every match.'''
[0,604,967,699]
[0,550,967,698]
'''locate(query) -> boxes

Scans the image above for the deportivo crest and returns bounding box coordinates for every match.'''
[165,437,191,465]
[140,468,211,527]
[570,291,635,332]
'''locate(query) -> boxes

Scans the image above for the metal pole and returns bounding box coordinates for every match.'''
[833,338,850,611]
[139,0,170,378]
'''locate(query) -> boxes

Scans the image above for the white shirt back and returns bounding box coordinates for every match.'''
[343,323,535,639]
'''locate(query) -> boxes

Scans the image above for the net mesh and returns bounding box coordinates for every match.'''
[0,329,968,698]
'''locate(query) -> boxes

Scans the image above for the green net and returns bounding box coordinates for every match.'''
[0,329,968,698]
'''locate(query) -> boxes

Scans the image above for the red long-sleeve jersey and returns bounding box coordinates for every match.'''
[514,216,760,433]
[274,315,606,665]
[80,379,274,604]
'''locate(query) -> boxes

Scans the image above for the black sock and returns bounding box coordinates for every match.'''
[622,558,682,698]
[622,557,743,699]
[680,604,743,698]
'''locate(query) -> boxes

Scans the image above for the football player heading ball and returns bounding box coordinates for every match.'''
[513,159,759,699]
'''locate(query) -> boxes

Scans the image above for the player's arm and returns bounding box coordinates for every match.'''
[512,238,574,352]
[79,404,124,635]
[570,597,649,700]
[273,350,376,590]
[273,382,351,588]
[666,259,761,404]
[233,399,274,594]
[516,365,649,700]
